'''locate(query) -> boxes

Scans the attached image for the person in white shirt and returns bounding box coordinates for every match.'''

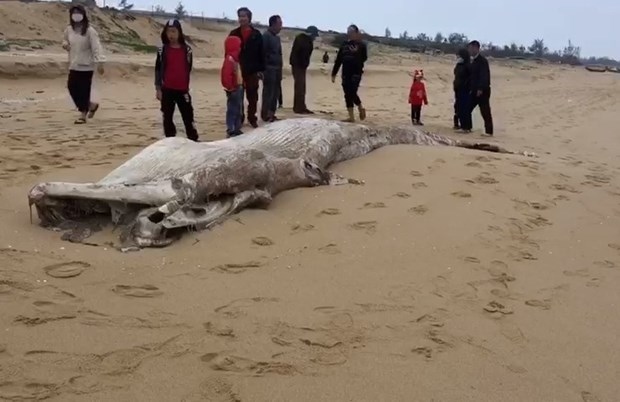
[62,5,104,124]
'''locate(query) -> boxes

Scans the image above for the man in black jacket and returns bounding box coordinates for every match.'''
[331,24,367,122]
[261,15,283,122]
[467,40,494,135]
[229,7,264,128]
[290,25,319,114]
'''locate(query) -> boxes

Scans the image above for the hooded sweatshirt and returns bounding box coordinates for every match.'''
[453,48,471,92]
[154,19,193,91]
[221,36,243,91]
[409,78,428,106]
[63,6,104,71]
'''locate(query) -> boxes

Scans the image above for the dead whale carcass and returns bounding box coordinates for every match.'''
[28,118,533,249]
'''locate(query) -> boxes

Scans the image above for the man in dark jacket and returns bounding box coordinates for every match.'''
[261,15,283,122]
[290,25,319,114]
[453,47,472,132]
[331,24,368,122]
[467,40,494,135]
[229,7,264,128]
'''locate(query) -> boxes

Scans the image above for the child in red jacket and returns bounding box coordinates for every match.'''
[409,69,428,126]
[221,35,244,137]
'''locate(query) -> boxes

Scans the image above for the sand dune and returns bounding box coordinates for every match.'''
[2,2,620,401]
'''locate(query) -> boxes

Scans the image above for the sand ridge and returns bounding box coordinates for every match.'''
[2,2,620,401]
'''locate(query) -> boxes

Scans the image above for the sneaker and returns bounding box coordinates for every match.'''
[249,120,259,128]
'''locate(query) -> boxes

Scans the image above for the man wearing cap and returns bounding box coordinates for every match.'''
[290,25,319,114]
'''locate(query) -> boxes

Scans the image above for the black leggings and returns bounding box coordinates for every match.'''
[342,74,362,108]
[67,70,94,113]
[160,88,199,141]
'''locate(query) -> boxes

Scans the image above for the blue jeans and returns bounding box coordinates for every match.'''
[226,87,243,135]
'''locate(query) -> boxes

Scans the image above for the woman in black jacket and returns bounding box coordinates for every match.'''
[331,24,368,122]
[453,48,472,132]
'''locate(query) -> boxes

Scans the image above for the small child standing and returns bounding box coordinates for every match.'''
[154,19,199,141]
[221,36,244,137]
[408,69,428,126]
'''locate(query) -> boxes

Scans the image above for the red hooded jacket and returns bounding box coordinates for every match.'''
[409,79,428,106]
[221,36,243,91]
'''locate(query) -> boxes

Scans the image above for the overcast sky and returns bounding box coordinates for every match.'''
[96,0,619,59]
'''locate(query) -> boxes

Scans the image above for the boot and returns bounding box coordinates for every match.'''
[342,108,355,123]
[358,105,366,121]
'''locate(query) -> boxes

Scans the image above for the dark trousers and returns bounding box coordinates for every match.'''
[160,88,198,141]
[342,74,362,108]
[454,89,472,130]
[278,83,283,107]
[242,73,260,125]
[261,67,282,120]
[292,66,307,112]
[67,70,94,113]
[470,88,494,135]
[411,105,422,123]
[226,87,243,135]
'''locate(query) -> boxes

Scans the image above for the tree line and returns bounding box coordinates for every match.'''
[331,28,618,67]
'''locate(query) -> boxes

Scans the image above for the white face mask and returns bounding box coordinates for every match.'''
[71,13,84,23]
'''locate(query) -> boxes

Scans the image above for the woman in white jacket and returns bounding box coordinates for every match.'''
[62,4,104,124]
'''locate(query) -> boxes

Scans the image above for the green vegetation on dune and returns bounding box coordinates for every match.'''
[106,31,158,53]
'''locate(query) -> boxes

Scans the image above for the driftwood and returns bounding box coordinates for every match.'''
[28,118,534,250]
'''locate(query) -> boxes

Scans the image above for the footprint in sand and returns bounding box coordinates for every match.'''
[525,299,552,310]
[252,237,274,246]
[408,205,428,215]
[319,243,341,255]
[550,183,581,194]
[465,161,483,168]
[476,156,498,163]
[185,377,241,402]
[608,243,620,252]
[318,208,341,216]
[349,221,377,234]
[412,346,433,360]
[412,182,428,189]
[451,191,472,198]
[211,261,264,274]
[468,174,499,185]
[584,174,610,184]
[594,260,616,269]
[112,284,163,298]
[290,223,314,234]
[483,301,513,315]
[463,256,481,264]
[581,391,602,402]
[201,352,298,376]
[393,192,411,199]
[203,322,235,338]
[360,202,386,209]
[410,170,424,177]
[43,261,90,279]
[563,269,590,278]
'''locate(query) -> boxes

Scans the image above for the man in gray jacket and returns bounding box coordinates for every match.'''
[261,15,283,122]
